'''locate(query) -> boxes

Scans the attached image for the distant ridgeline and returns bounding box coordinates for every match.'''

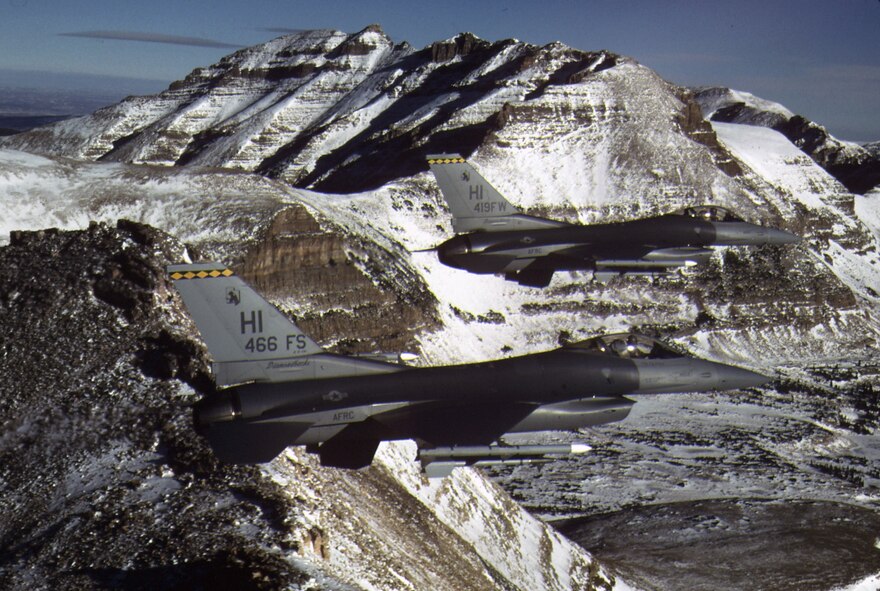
[0,115,75,135]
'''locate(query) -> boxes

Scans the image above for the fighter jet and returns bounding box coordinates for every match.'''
[426,155,800,287]
[169,262,769,476]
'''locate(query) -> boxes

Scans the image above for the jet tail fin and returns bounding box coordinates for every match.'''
[427,154,567,233]
[427,154,520,226]
[168,263,324,385]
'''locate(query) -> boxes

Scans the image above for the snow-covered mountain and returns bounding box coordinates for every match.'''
[0,26,683,197]
[694,86,880,194]
[2,25,880,590]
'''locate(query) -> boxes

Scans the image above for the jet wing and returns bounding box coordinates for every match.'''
[549,243,654,262]
[316,400,540,469]
[373,400,540,447]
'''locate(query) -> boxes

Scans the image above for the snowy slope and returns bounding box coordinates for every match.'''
[694,86,880,195]
[0,149,289,257]
[712,122,880,304]
[695,86,795,123]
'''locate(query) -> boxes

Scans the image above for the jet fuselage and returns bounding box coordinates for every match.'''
[438,214,798,277]
[195,345,767,464]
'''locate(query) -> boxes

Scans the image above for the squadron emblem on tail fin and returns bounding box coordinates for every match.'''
[169,263,325,386]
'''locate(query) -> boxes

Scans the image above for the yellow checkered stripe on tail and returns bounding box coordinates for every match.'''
[169,268,234,280]
[427,157,466,165]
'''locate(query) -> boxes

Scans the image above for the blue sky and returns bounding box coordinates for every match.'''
[1,0,878,141]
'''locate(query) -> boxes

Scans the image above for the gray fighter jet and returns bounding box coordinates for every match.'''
[169,263,768,476]
[427,155,800,287]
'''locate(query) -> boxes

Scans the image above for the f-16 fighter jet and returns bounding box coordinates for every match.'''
[169,263,768,476]
[426,155,800,287]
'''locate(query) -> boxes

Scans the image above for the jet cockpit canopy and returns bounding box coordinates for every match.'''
[675,205,743,222]
[569,333,684,359]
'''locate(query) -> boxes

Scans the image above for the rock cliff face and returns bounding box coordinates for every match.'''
[0,222,617,591]
[239,203,438,351]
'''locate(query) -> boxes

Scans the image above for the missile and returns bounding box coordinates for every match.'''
[419,443,592,478]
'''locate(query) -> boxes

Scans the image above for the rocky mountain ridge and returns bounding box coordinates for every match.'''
[4,27,878,202]
[0,26,692,195]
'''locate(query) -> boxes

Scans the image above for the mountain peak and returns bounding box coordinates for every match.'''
[358,23,386,36]
[430,32,489,62]
[332,23,393,57]
[0,27,623,181]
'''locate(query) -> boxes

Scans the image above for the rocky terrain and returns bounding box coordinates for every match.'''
[1,25,879,590]
[0,26,692,197]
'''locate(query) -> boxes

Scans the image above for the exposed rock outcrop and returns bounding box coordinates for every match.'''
[240,203,439,352]
[431,32,488,62]
[0,28,662,195]
[676,92,742,176]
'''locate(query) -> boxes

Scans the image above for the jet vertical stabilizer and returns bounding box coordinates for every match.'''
[427,154,567,233]
[169,263,324,385]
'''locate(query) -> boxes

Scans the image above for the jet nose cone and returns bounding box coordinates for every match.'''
[764,227,802,245]
[712,222,801,246]
[716,365,771,390]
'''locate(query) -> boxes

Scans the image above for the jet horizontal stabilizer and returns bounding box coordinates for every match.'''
[202,420,310,464]
[506,267,554,287]
[317,421,385,469]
